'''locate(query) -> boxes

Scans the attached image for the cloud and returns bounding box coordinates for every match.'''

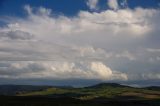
[86,0,99,10]
[0,30,34,40]
[24,5,51,15]
[24,5,32,15]
[0,61,127,81]
[107,0,119,10]
[141,73,160,80]
[147,48,160,53]
[120,0,128,8]
[90,62,127,80]
[0,5,160,85]
[115,51,136,61]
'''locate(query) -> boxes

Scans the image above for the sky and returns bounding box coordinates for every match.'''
[0,0,160,87]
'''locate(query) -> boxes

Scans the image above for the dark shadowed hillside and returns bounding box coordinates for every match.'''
[0,85,51,95]
[0,96,160,106]
[145,86,160,91]
[86,83,129,88]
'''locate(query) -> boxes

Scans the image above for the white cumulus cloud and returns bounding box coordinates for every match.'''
[107,0,119,10]
[0,61,127,81]
[0,4,160,85]
[86,0,99,10]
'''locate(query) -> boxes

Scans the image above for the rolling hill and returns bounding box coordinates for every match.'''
[0,83,160,106]
[12,83,160,100]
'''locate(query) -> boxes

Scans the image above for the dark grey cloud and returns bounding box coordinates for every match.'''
[0,30,34,40]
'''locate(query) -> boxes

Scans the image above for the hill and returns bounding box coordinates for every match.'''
[15,83,160,100]
[145,86,160,91]
[86,83,129,88]
[0,83,160,106]
[0,85,51,95]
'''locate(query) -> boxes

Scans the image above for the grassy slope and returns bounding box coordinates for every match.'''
[17,83,160,100]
